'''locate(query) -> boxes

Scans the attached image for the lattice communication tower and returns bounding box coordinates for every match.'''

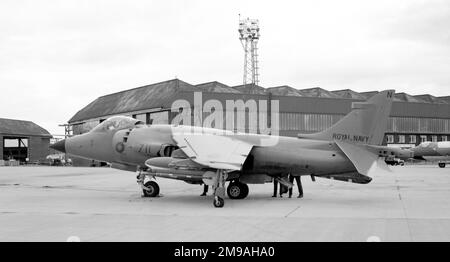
[238,16,260,87]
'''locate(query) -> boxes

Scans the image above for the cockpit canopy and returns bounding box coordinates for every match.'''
[91,116,144,133]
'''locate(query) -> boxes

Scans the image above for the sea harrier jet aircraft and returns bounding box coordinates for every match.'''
[51,90,404,207]
[412,141,450,168]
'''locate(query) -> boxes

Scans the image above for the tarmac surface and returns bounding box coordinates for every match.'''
[0,165,449,242]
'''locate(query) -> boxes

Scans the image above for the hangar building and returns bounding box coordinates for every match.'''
[67,79,450,166]
[0,118,52,164]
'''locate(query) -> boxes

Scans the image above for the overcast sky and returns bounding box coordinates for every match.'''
[1,0,449,135]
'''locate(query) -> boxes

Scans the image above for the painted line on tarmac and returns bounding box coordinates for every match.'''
[285,206,301,218]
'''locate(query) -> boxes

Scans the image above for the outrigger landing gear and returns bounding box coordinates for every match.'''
[143,181,160,197]
[214,196,225,208]
[213,170,228,208]
[137,168,160,197]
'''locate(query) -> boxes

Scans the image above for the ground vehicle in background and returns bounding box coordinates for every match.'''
[385,156,405,166]
[45,154,72,166]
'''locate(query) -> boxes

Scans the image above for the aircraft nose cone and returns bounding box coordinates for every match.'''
[50,139,66,153]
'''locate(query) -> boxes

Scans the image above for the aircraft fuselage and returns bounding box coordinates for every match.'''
[65,124,363,183]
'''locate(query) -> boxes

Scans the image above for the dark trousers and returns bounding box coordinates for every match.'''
[289,175,303,196]
[203,185,209,194]
[273,179,288,196]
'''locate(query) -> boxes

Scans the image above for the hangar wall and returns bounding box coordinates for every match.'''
[28,136,51,162]
[0,136,3,160]
[67,79,450,167]
[168,90,450,144]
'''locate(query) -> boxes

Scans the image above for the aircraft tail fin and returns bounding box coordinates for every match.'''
[299,90,395,145]
[335,141,391,176]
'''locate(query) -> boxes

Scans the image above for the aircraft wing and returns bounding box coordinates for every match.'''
[172,131,253,171]
[335,141,390,176]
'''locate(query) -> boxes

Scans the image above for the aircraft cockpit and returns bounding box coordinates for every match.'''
[91,116,144,133]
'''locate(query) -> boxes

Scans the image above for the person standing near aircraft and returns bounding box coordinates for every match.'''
[288,174,303,198]
[200,184,208,196]
[272,178,278,197]
[280,183,288,197]
[273,177,288,197]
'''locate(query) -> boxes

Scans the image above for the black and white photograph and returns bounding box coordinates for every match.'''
[1,0,450,248]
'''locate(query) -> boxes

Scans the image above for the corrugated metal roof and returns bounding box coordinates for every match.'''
[414,94,449,104]
[177,91,450,119]
[358,91,436,103]
[332,89,367,99]
[394,93,427,103]
[360,91,379,99]
[0,118,51,137]
[267,85,303,96]
[438,96,450,103]
[69,79,198,123]
[196,81,241,93]
[297,87,341,98]
[232,84,267,95]
[68,78,450,123]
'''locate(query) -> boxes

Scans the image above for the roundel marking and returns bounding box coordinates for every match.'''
[115,142,125,153]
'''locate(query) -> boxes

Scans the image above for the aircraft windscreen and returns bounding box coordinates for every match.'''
[91,116,144,133]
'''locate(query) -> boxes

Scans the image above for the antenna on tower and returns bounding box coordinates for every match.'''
[238,15,260,88]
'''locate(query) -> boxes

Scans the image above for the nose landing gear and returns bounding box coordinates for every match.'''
[137,169,160,197]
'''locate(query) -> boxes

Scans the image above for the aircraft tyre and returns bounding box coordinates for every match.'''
[439,163,446,168]
[214,196,225,208]
[227,181,249,199]
[143,181,160,197]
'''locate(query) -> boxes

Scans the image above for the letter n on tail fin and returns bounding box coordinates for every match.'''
[299,90,395,145]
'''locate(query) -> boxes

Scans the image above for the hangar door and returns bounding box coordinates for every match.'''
[3,137,28,162]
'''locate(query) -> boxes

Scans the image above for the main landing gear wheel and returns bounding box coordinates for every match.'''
[142,181,160,197]
[227,182,249,199]
[214,196,225,208]
[439,163,446,168]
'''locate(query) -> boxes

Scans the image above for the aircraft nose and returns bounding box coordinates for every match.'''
[50,139,66,153]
